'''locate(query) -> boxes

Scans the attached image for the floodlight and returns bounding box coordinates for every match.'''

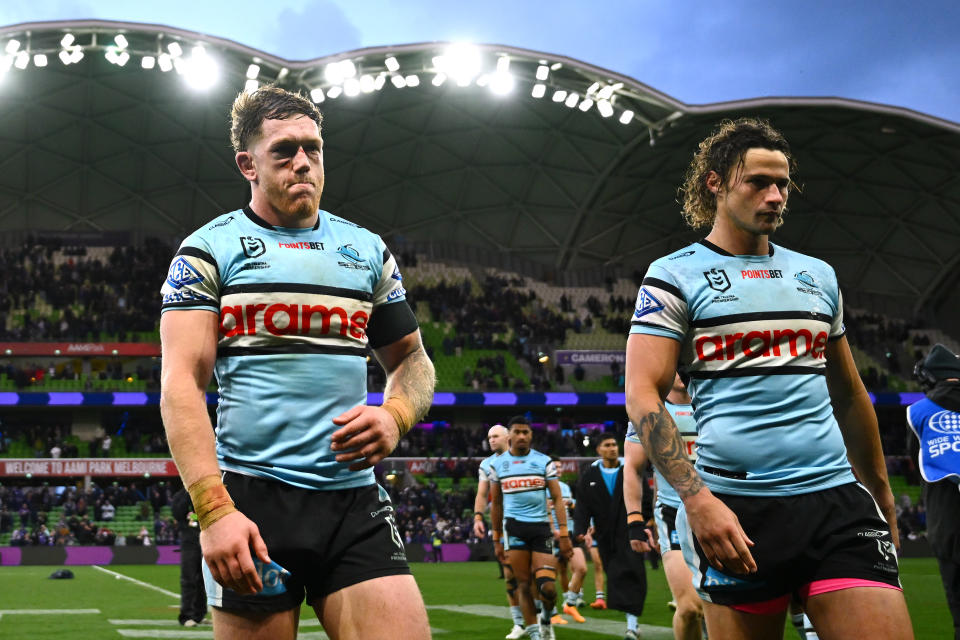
[246,63,260,79]
[5,40,20,55]
[324,61,344,84]
[141,56,155,69]
[531,84,546,99]
[33,54,47,67]
[340,59,357,79]
[405,74,419,87]
[550,62,562,70]
[374,73,387,90]
[70,47,84,64]
[359,74,375,93]
[326,85,342,99]
[58,50,71,65]
[390,74,406,89]
[496,56,510,74]
[114,34,128,49]
[343,77,360,97]
[385,56,399,72]
[0,55,11,73]
[60,34,75,48]
[105,48,118,64]
[597,100,614,118]
[14,51,29,70]
[578,98,593,112]
[536,65,549,81]
[310,88,325,103]
[597,85,614,100]
[116,51,130,66]
[552,89,567,102]
[432,73,446,86]
[182,46,219,90]
[564,92,579,108]
[586,82,600,96]
[489,72,514,95]
[476,74,488,87]
[244,79,259,93]
[440,43,482,87]
[619,110,635,124]
[157,53,173,72]
[167,42,182,57]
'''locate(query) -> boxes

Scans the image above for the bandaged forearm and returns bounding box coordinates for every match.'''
[187,475,237,530]
[382,395,416,437]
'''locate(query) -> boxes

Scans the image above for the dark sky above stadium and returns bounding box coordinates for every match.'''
[3,0,959,124]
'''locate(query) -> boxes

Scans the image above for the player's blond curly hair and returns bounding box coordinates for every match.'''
[679,117,797,230]
[230,85,323,152]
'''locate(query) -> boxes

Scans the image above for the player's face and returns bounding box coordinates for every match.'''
[241,115,325,222]
[487,430,507,453]
[596,438,619,462]
[509,424,532,453]
[711,148,789,238]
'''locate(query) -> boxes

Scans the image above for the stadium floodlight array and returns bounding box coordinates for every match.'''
[0,25,667,130]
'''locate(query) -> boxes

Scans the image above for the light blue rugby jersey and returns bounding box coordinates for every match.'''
[478,451,502,484]
[488,448,556,523]
[550,479,575,532]
[625,402,697,509]
[160,207,408,490]
[629,240,855,496]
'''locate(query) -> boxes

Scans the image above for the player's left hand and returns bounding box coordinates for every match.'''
[558,535,573,560]
[331,405,401,471]
[872,486,901,551]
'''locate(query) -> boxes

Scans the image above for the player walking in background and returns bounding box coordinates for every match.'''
[490,417,573,640]
[160,86,435,640]
[625,117,912,639]
[624,374,705,639]
[474,424,527,639]
[547,458,587,625]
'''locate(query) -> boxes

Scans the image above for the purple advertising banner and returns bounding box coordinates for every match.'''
[555,350,625,366]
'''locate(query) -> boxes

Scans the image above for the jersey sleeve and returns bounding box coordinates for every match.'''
[478,464,490,483]
[545,459,558,480]
[829,287,845,340]
[487,464,500,483]
[160,235,220,314]
[372,240,407,307]
[628,262,688,341]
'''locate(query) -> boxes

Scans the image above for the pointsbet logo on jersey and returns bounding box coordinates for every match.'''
[694,328,828,361]
[218,303,369,340]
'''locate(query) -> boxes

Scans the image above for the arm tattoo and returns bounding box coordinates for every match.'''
[384,347,436,422]
[639,402,705,499]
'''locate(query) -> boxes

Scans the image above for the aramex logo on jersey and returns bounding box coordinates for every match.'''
[501,476,546,491]
[694,328,829,361]
[219,303,369,340]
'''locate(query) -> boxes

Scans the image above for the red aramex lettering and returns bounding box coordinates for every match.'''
[695,336,724,361]
[741,330,772,358]
[349,310,368,339]
[501,477,546,491]
[695,328,829,361]
[220,305,244,337]
[264,304,299,335]
[219,302,370,340]
[245,303,267,336]
[301,305,348,336]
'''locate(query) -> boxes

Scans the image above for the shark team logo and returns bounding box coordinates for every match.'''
[704,268,731,292]
[166,257,204,290]
[240,236,266,258]
[634,287,664,318]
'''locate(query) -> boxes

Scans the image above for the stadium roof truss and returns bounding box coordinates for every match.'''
[1,20,959,321]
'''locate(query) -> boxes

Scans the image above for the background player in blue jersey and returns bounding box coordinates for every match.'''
[473,424,527,639]
[625,374,705,639]
[490,417,573,640]
[908,344,960,638]
[625,118,912,639]
[547,458,588,625]
[160,86,435,640]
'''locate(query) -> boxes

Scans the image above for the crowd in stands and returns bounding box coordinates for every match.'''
[384,480,476,546]
[0,479,179,547]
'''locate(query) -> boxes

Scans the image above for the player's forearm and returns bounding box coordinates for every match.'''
[623,442,646,515]
[490,496,503,535]
[835,388,892,498]
[549,484,568,531]
[160,379,220,486]
[628,396,704,500]
[473,482,489,515]
[383,346,436,423]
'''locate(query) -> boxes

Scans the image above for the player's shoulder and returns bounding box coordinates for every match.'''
[772,243,837,279]
[324,211,379,243]
[528,449,552,465]
[181,210,244,249]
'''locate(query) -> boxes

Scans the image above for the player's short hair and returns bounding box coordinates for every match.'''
[230,85,323,152]
[594,433,617,448]
[507,415,530,429]
[679,117,797,230]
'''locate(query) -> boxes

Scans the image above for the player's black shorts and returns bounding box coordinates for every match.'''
[654,503,682,553]
[504,517,554,555]
[203,472,411,613]
[677,482,901,607]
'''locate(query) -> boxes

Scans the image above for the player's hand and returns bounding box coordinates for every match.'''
[558,535,573,560]
[473,518,486,539]
[648,525,661,554]
[684,489,756,575]
[871,485,901,551]
[493,540,507,564]
[583,531,594,547]
[330,405,401,471]
[199,510,270,595]
[628,523,653,554]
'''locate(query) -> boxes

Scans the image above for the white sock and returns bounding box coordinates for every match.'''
[626,613,639,632]
[510,605,523,626]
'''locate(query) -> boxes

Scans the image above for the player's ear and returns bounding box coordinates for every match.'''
[706,170,722,195]
[236,151,257,182]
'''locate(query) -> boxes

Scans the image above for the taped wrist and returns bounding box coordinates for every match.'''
[382,396,416,437]
[187,475,237,530]
[627,520,647,542]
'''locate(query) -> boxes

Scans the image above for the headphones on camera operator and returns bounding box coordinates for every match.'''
[913,343,960,390]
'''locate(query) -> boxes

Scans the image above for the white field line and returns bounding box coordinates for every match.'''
[0,609,101,614]
[92,565,180,599]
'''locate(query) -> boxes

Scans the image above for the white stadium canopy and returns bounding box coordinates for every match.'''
[1,20,959,329]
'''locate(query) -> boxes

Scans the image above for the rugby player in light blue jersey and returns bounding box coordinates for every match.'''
[625,118,912,639]
[625,373,705,639]
[490,417,573,640]
[473,424,527,639]
[160,86,435,640]
[547,460,587,625]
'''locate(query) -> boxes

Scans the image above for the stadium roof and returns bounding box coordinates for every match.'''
[1,20,959,326]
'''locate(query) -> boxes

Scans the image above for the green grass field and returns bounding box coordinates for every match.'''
[0,559,952,638]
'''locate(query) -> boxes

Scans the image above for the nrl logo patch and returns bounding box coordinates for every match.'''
[240,236,266,258]
[704,268,731,293]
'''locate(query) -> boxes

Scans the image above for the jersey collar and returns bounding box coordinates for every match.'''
[699,238,775,257]
[243,206,322,231]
